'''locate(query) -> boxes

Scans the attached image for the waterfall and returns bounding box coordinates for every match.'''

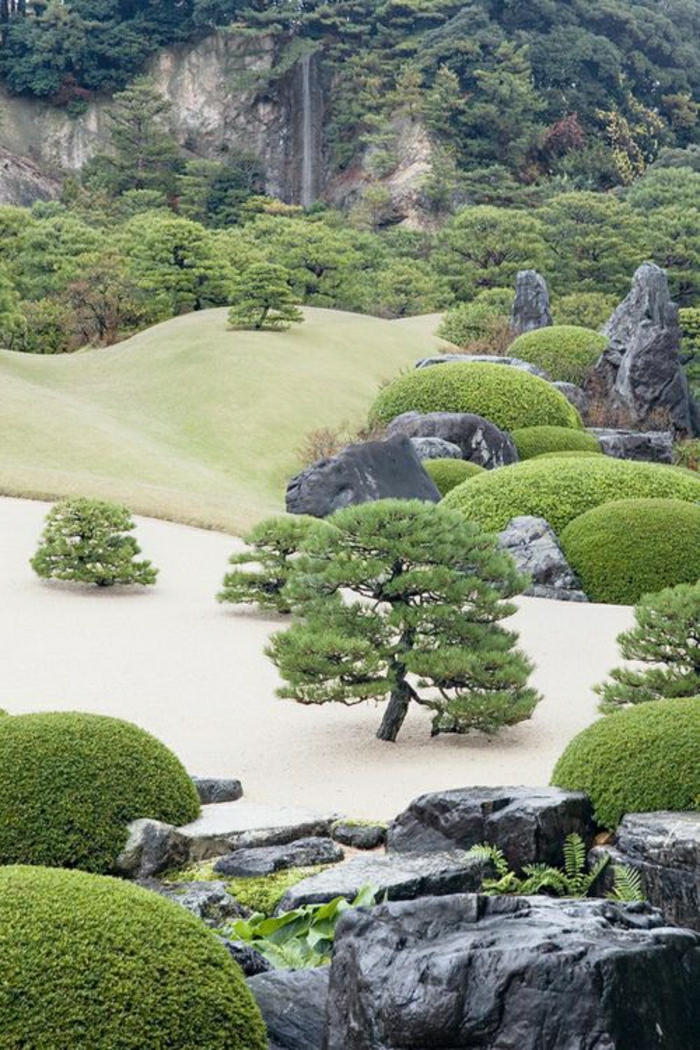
[300,53,315,208]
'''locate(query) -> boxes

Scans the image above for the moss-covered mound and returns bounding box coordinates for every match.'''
[534,450,605,460]
[369,362,583,431]
[511,425,601,460]
[551,697,700,829]
[560,499,700,605]
[0,712,200,873]
[508,325,607,385]
[0,866,267,1050]
[423,458,485,496]
[443,456,700,535]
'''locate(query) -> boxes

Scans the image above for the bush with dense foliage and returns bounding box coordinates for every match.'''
[553,292,617,330]
[511,425,601,460]
[218,515,318,613]
[437,290,512,347]
[443,457,700,535]
[534,450,605,460]
[31,497,158,587]
[560,498,700,605]
[423,458,485,496]
[0,865,267,1050]
[370,362,582,432]
[0,712,200,872]
[596,581,700,711]
[551,697,700,829]
[507,326,607,385]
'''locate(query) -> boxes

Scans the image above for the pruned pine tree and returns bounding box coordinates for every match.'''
[217,515,318,614]
[227,264,304,331]
[266,500,539,742]
[596,581,700,712]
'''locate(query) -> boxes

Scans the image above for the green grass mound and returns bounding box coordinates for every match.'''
[369,362,583,432]
[508,325,607,385]
[443,456,700,535]
[534,450,605,460]
[561,499,700,605]
[551,697,700,829]
[511,425,601,460]
[0,866,267,1050]
[0,712,200,873]
[423,458,485,496]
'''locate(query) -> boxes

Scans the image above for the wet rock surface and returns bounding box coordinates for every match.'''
[248,968,329,1050]
[213,837,344,878]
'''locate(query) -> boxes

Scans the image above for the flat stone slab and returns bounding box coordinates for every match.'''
[178,802,337,862]
[214,837,344,878]
[191,776,243,804]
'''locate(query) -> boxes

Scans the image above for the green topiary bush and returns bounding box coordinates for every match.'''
[534,450,605,460]
[369,362,583,432]
[551,697,700,829]
[0,712,200,873]
[423,458,485,496]
[511,425,602,460]
[508,325,607,385]
[560,499,700,605]
[443,456,700,535]
[0,865,267,1050]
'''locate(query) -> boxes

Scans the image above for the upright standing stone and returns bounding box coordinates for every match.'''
[510,270,553,334]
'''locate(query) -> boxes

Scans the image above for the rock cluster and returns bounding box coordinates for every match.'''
[590,428,674,463]
[497,516,589,601]
[386,411,518,469]
[415,354,549,378]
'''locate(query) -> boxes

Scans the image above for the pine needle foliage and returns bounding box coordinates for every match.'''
[596,581,700,712]
[217,515,319,613]
[266,499,540,742]
[227,263,304,331]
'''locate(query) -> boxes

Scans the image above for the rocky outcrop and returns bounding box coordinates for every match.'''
[387,786,595,871]
[191,776,243,805]
[386,411,518,469]
[498,516,589,601]
[415,354,549,378]
[148,879,244,926]
[409,436,462,460]
[0,146,60,206]
[332,822,387,850]
[593,263,699,436]
[590,428,674,463]
[510,270,553,334]
[553,380,589,417]
[285,435,440,517]
[213,837,343,878]
[324,894,700,1049]
[115,818,189,879]
[248,968,329,1050]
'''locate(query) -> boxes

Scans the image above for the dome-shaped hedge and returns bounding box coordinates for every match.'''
[370,362,583,432]
[511,425,601,460]
[508,325,607,385]
[423,458,485,496]
[443,457,700,535]
[560,499,700,605]
[534,450,605,460]
[0,865,267,1050]
[551,697,700,829]
[0,712,200,873]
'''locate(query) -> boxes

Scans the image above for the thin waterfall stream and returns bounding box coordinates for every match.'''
[300,53,315,207]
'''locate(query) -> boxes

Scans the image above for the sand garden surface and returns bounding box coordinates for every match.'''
[0,496,634,820]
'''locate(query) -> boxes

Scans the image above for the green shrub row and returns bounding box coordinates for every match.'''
[423,458,485,496]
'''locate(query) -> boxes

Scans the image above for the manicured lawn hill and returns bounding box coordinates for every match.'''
[0,308,449,533]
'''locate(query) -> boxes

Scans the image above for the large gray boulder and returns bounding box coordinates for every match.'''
[213,836,344,878]
[324,894,700,1049]
[409,436,462,460]
[594,263,699,436]
[510,269,553,334]
[498,516,589,601]
[285,435,440,517]
[590,428,674,464]
[248,968,329,1050]
[386,411,518,469]
[115,819,189,879]
[415,354,549,378]
[387,786,595,871]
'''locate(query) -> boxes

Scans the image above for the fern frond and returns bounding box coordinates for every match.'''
[608,865,645,902]
[563,834,587,881]
[466,843,509,878]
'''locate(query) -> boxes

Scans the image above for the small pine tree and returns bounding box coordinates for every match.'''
[31,498,158,587]
[228,264,304,331]
[266,500,540,742]
[217,515,318,614]
[596,581,700,712]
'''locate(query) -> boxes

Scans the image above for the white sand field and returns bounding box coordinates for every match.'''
[0,497,634,821]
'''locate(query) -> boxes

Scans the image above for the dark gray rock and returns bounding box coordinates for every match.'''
[115,819,189,879]
[214,837,344,878]
[594,262,699,436]
[386,411,518,469]
[498,516,589,602]
[248,968,329,1050]
[277,851,488,912]
[553,380,589,416]
[191,776,243,804]
[387,786,595,872]
[590,428,674,463]
[285,435,440,517]
[146,879,245,925]
[332,823,387,850]
[416,354,549,378]
[409,436,462,460]
[510,269,553,334]
[178,801,338,862]
[221,938,272,977]
[324,894,700,1049]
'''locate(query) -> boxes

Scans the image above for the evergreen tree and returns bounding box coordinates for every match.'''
[217,515,317,614]
[267,500,539,742]
[227,263,304,331]
[0,266,24,348]
[596,581,700,713]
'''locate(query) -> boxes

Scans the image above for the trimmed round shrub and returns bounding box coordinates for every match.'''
[553,292,617,331]
[0,865,267,1049]
[508,325,607,385]
[551,697,700,828]
[560,499,700,605]
[511,425,601,460]
[534,450,604,460]
[0,712,200,873]
[370,362,583,431]
[423,458,485,496]
[443,456,700,535]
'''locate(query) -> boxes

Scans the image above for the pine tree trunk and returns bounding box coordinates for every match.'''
[376,683,411,743]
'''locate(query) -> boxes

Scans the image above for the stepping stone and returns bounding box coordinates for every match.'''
[214,837,344,877]
[191,776,243,804]
[178,802,337,862]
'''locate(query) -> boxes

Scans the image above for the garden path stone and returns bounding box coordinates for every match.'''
[191,776,243,804]
[214,837,344,877]
[178,802,337,862]
[248,968,329,1050]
